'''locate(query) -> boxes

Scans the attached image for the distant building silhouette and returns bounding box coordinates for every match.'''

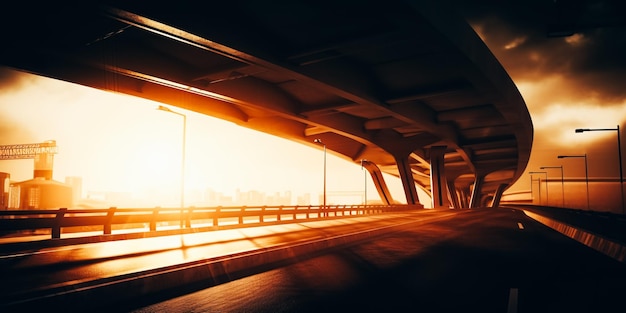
[1,140,73,209]
[11,177,72,209]
[65,176,83,206]
[0,172,9,210]
[297,193,311,206]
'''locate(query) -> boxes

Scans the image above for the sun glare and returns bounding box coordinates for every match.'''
[1,67,408,208]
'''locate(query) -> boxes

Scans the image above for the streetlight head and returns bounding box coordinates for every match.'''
[157,105,172,112]
[314,139,322,144]
[557,155,565,158]
[575,128,588,133]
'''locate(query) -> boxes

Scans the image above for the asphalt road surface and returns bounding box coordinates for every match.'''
[129,208,626,313]
[0,210,455,309]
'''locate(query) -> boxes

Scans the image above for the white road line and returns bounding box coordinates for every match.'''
[517,222,524,230]
[507,288,519,313]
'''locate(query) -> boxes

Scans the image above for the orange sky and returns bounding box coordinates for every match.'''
[0,67,410,207]
[461,5,626,197]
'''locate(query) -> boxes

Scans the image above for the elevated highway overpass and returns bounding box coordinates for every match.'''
[0,0,533,208]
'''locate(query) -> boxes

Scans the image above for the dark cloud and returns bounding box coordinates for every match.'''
[450,0,626,104]
[0,66,31,91]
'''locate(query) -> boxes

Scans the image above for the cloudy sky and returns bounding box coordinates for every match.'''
[451,0,626,194]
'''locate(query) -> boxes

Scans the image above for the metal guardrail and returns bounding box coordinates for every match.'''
[0,204,419,239]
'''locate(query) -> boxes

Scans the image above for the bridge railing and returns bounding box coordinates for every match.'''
[0,204,420,239]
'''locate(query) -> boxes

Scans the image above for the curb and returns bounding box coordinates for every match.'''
[522,210,626,263]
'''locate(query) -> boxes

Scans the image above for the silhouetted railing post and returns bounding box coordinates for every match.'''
[186,207,193,228]
[239,206,245,224]
[150,209,159,231]
[104,207,116,235]
[260,206,266,223]
[213,207,221,227]
[52,208,67,239]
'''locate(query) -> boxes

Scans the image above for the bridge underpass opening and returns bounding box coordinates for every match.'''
[0,68,432,208]
[0,1,532,211]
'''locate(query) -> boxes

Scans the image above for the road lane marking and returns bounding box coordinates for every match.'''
[0,246,79,259]
[507,288,518,313]
[517,222,524,230]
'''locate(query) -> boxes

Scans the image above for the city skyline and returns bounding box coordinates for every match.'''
[77,185,376,209]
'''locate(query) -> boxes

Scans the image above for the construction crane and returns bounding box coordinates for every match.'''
[0,140,58,159]
[0,140,57,180]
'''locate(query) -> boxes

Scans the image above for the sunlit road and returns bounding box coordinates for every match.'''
[130,208,626,313]
[0,210,455,311]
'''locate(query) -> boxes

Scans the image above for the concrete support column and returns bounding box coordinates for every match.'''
[490,183,508,207]
[469,175,485,208]
[360,160,394,205]
[395,155,420,205]
[446,178,461,209]
[459,186,470,208]
[429,146,449,209]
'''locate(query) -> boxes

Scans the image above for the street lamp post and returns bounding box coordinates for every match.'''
[540,166,564,207]
[529,171,548,205]
[558,154,590,210]
[313,139,326,216]
[529,173,534,203]
[529,173,540,204]
[361,159,367,206]
[157,105,187,228]
[575,126,624,214]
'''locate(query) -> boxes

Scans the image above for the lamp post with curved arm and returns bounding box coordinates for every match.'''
[157,105,187,228]
[313,139,326,215]
[361,159,368,205]
[529,171,548,205]
[558,154,589,210]
[540,166,564,207]
[575,126,624,214]
[529,173,540,204]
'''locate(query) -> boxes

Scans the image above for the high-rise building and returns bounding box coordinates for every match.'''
[65,176,83,206]
[0,172,9,210]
